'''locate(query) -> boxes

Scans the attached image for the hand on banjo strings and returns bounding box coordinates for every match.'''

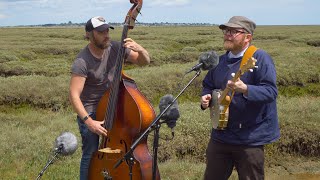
[227,79,248,95]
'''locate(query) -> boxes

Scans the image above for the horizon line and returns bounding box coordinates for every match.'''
[1,22,320,28]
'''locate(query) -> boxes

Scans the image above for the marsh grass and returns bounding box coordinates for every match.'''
[0,75,69,110]
[1,96,318,179]
[0,105,80,179]
[0,25,320,179]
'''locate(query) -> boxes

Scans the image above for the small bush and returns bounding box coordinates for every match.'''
[169,52,199,63]
[33,47,71,55]
[278,123,320,157]
[307,39,320,47]
[0,65,28,77]
[0,52,19,63]
[47,33,76,39]
[254,35,289,40]
[197,31,214,35]
[130,31,148,35]
[18,51,37,61]
[0,75,69,110]
[181,46,198,52]
[174,37,206,45]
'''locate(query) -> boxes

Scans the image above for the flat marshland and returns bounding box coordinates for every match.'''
[0,25,319,179]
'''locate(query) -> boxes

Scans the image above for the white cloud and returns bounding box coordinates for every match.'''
[0,0,318,26]
[0,2,7,20]
[1,0,49,10]
[0,14,7,19]
[0,1,5,8]
[2,0,48,3]
[264,0,304,5]
[92,0,126,3]
[148,0,191,7]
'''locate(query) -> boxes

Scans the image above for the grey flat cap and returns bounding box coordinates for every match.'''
[219,16,256,34]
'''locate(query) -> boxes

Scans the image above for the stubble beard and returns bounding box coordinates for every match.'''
[92,35,110,50]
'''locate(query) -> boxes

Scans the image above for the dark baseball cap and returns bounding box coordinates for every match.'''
[85,16,114,32]
[219,16,256,34]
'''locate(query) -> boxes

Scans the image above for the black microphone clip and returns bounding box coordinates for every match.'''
[185,51,219,74]
[185,63,203,74]
[54,144,63,154]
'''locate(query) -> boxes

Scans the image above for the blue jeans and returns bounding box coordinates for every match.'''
[77,112,99,180]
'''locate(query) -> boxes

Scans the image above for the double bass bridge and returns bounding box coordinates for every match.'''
[99,147,122,154]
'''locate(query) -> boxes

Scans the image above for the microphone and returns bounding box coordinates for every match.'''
[186,51,219,74]
[159,94,180,130]
[54,131,78,156]
[36,132,78,180]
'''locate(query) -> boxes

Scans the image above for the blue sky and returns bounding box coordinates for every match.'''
[0,0,319,26]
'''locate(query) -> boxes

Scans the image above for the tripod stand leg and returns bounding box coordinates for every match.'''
[152,122,160,180]
[36,152,59,180]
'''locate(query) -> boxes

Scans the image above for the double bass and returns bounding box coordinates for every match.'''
[88,0,160,179]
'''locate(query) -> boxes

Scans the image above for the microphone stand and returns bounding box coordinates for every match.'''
[36,145,62,180]
[114,70,201,180]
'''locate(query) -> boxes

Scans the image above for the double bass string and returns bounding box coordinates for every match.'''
[103,25,129,131]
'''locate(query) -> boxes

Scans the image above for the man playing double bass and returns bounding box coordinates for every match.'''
[69,16,150,180]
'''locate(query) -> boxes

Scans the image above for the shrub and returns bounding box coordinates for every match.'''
[181,46,198,52]
[307,39,320,47]
[278,123,320,157]
[18,51,37,61]
[0,52,19,63]
[169,52,199,63]
[0,75,69,111]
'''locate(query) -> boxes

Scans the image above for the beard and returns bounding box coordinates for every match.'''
[223,37,246,53]
[92,34,111,50]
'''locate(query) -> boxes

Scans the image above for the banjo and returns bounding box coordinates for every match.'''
[209,57,257,130]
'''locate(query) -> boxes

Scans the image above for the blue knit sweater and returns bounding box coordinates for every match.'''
[202,49,280,146]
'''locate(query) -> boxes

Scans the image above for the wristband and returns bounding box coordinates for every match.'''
[82,115,90,122]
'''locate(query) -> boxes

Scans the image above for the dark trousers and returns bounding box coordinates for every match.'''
[204,139,264,180]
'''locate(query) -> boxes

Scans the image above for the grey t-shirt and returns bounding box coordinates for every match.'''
[71,41,130,112]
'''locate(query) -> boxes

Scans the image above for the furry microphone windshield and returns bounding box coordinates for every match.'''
[54,131,78,156]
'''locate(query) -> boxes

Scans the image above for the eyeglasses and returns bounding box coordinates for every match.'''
[222,29,246,36]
